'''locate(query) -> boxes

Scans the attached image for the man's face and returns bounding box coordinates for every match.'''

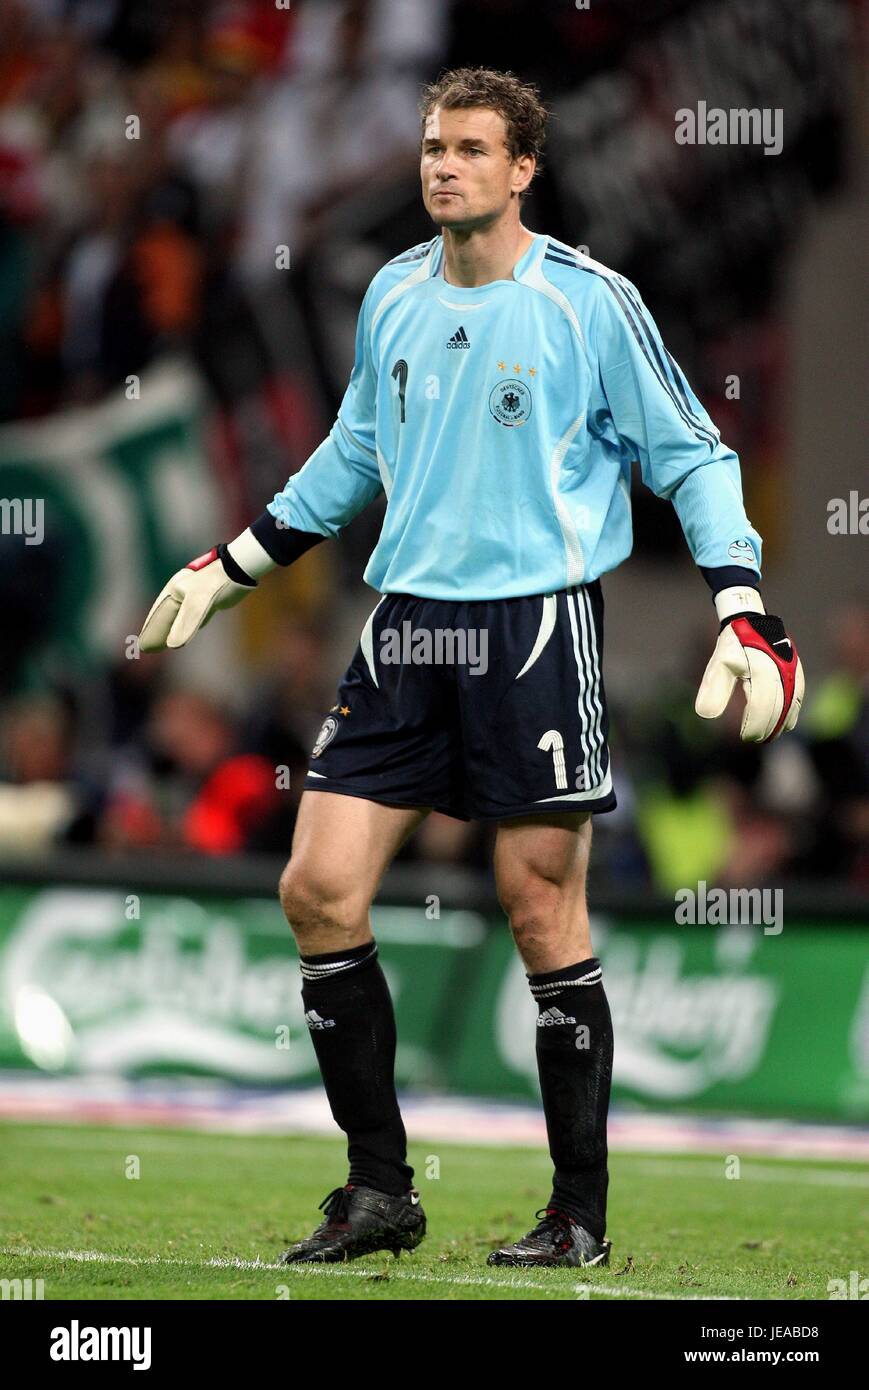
[421,105,532,229]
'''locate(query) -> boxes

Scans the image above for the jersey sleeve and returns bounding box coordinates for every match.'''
[265,278,384,537]
[592,273,762,578]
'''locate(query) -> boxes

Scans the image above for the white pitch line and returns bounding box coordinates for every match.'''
[0,1246,744,1300]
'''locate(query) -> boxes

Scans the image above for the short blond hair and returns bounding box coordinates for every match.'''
[419,66,550,200]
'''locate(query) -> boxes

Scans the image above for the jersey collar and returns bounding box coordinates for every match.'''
[429,231,545,287]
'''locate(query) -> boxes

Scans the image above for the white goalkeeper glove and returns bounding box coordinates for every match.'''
[695,586,805,743]
[138,529,275,652]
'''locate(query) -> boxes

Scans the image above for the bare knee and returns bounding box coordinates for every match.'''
[498,871,561,952]
[277,861,331,933]
[497,866,592,972]
[494,817,593,969]
[278,860,369,951]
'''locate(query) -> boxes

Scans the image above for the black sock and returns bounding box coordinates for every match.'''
[300,940,413,1195]
[529,956,613,1242]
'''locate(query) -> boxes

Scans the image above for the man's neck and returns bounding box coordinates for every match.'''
[441,225,536,288]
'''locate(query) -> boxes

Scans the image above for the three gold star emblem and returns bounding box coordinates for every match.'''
[496,361,536,376]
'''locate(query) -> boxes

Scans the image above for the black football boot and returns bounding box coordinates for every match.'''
[280,1183,426,1264]
[487,1206,611,1268]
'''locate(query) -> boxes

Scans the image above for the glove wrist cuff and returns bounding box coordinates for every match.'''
[714,585,765,623]
[226,527,277,582]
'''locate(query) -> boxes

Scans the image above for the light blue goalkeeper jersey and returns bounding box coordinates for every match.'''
[266,231,762,600]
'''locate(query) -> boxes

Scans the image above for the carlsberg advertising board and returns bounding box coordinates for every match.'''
[0,884,866,1121]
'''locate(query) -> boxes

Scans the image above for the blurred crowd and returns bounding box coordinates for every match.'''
[0,599,866,891]
[0,0,604,425]
[0,0,448,425]
[0,0,864,890]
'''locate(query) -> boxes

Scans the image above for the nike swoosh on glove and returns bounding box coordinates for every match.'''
[138,529,275,652]
[695,587,805,743]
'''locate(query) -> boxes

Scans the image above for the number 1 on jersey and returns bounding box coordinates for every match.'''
[392,359,408,424]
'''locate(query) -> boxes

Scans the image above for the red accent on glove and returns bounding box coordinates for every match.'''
[730,616,799,742]
[186,546,219,571]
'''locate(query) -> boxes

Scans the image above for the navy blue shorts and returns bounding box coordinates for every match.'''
[303,584,617,822]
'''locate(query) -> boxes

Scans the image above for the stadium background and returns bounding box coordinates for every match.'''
[0,0,866,1301]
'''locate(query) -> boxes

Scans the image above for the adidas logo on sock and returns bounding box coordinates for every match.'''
[446,326,470,349]
[537,1006,577,1027]
[304,1009,336,1030]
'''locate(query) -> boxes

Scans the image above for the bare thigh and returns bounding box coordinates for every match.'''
[493,813,594,973]
[279,791,431,952]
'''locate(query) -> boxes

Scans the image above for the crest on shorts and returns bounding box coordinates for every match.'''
[312,715,339,758]
[489,378,532,427]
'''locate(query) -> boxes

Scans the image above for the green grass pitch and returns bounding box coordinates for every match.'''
[1,1121,865,1301]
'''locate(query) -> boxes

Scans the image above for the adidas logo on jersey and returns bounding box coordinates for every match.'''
[446,326,470,349]
[304,1009,336,1030]
[537,1006,577,1026]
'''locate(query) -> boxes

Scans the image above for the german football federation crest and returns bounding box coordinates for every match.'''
[727,538,756,566]
[311,715,339,758]
[489,378,532,427]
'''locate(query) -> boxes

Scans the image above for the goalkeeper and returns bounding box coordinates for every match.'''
[140,67,804,1269]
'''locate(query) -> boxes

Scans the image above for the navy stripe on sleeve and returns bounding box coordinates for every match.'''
[544,246,718,447]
